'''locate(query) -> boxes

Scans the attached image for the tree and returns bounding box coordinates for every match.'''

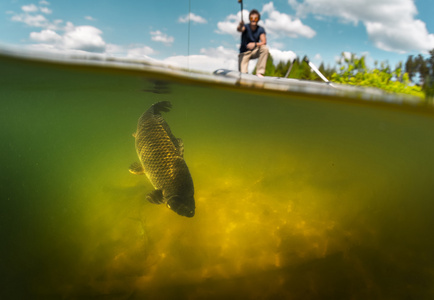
[287,58,301,79]
[429,49,434,77]
[425,49,434,99]
[405,55,417,82]
[275,60,288,77]
[417,54,429,84]
[264,54,275,76]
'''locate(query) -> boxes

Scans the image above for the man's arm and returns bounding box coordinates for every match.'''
[237,21,245,32]
[256,33,267,47]
[246,33,267,50]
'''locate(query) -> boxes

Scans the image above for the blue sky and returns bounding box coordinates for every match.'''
[1,0,434,73]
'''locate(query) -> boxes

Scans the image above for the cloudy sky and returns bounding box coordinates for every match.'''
[1,0,433,73]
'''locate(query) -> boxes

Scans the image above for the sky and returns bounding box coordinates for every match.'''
[1,0,434,73]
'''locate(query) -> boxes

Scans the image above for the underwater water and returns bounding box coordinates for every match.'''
[1,54,434,299]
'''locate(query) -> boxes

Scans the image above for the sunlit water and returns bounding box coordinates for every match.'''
[1,54,434,299]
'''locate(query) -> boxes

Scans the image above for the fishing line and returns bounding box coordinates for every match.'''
[187,0,191,71]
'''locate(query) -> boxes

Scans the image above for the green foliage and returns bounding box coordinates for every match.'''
[274,60,290,77]
[331,53,425,99]
[264,55,275,77]
[258,50,434,100]
[424,49,434,101]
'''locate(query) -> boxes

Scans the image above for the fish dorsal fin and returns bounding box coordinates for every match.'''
[159,121,184,157]
[129,162,145,175]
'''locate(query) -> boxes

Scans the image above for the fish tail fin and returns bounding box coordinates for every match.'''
[152,101,172,115]
[139,101,172,123]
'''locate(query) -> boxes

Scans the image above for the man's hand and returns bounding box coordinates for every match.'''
[237,21,245,32]
[246,42,256,50]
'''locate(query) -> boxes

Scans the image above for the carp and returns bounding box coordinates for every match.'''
[129,101,195,217]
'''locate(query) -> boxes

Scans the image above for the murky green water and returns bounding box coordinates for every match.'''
[1,54,434,299]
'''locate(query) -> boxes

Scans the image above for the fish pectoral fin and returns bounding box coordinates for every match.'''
[132,132,136,138]
[177,138,184,157]
[129,162,145,175]
[147,190,164,204]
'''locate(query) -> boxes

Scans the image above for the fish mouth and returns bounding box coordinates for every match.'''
[182,209,195,218]
[167,196,195,218]
[179,209,195,218]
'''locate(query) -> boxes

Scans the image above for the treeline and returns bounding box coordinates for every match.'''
[260,49,434,100]
[405,51,434,98]
[262,55,336,80]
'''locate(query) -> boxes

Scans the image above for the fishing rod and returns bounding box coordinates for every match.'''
[284,58,296,78]
[304,57,334,87]
[238,0,243,22]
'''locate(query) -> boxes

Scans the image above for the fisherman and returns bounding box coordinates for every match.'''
[237,9,269,77]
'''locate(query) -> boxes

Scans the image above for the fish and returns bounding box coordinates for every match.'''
[129,101,195,217]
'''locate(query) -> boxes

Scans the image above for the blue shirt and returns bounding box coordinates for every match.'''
[240,24,266,53]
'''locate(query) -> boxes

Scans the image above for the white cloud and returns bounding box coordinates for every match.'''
[29,25,107,53]
[179,13,207,24]
[164,46,238,72]
[217,4,315,40]
[12,2,110,55]
[342,51,352,60]
[62,26,106,52]
[200,46,238,61]
[22,4,39,13]
[216,10,249,38]
[365,20,434,54]
[40,7,52,14]
[269,41,285,50]
[50,19,64,28]
[84,16,95,21]
[104,44,125,56]
[289,0,416,25]
[312,53,323,65]
[127,46,156,59]
[63,21,75,31]
[98,44,158,61]
[150,30,174,46]
[288,0,434,53]
[262,2,316,38]
[269,48,297,63]
[335,51,352,64]
[30,29,61,43]
[11,13,49,27]
[20,3,51,14]
[11,3,57,28]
